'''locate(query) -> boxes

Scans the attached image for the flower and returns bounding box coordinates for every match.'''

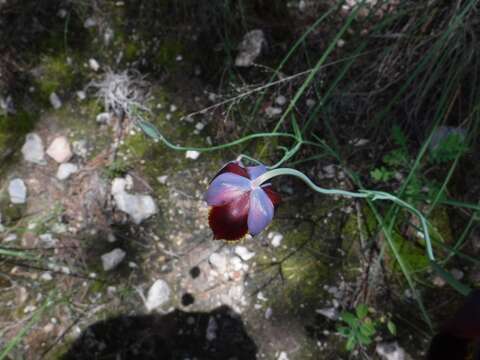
[205,161,281,241]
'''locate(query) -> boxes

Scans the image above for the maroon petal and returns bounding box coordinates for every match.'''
[211,161,249,182]
[262,186,281,207]
[208,192,250,241]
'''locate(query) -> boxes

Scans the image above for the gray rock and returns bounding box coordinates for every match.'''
[88,58,100,71]
[316,307,339,320]
[209,253,228,272]
[83,17,97,28]
[376,341,406,360]
[21,133,46,165]
[145,279,171,311]
[235,246,255,261]
[275,95,287,106]
[76,91,86,101]
[72,139,88,158]
[47,136,73,163]
[185,150,200,160]
[39,233,56,248]
[96,112,112,124]
[265,106,282,118]
[101,248,126,271]
[268,231,283,247]
[56,163,78,180]
[112,177,158,224]
[8,178,27,204]
[235,29,266,67]
[49,92,62,109]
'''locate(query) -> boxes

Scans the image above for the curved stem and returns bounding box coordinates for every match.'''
[253,168,435,261]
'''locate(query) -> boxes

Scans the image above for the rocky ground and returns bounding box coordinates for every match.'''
[0,92,419,359]
[1,1,466,359]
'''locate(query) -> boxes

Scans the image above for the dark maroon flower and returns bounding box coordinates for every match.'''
[205,161,281,241]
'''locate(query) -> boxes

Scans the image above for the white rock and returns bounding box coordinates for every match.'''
[76,91,86,101]
[265,106,282,118]
[56,163,78,180]
[112,177,157,224]
[101,248,126,271]
[49,92,62,109]
[235,246,255,261]
[8,178,27,204]
[156,175,168,184]
[111,177,128,195]
[316,307,339,320]
[96,112,111,124]
[114,192,157,224]
[83,17,97,28]
[4,234,17,242]
[21,133,46,165]
[277,352,289,360]
[169,104,177,112]
[271,233,283,247]
[275,95,287,106]
[432,275,446,287]
[185,150,200,160]
[230,256,244,272]
[265,307,273,319]
[209,253,228,272]
[145,279,171,311]
[57,9,67,18]
[376,341,406,360]
[235,29,266,67]
[46,136,73,163]
[306,98,316,108]
[195,122,205,131]
[40,272,53,281]
[88,58,100,71]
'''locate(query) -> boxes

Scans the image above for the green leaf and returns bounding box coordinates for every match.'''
[337,326,351,337]
[370,167,394,182]
[137,120,162,140]
[355,304,369,319]
[340,312,358,327]
[346,336,356,351]
[387,320,397,336]
[357,332,373,346]
[360,322,376,337]
[383,148,409,167]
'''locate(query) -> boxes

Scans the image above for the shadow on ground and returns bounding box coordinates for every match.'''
[61,305,257,360]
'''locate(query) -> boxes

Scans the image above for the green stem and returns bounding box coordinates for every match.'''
[253,168,435,261]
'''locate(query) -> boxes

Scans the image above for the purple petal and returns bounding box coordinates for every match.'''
[246,165,267,180]
[247,188,274,236]
[205,173,251,206]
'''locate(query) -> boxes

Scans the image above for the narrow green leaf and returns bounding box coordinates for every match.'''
[387,320,397,336]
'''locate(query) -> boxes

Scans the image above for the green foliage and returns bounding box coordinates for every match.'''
[430,133,469,164]
[370,167,394,182]
[104,159,130,179]
[337,304,376,351]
